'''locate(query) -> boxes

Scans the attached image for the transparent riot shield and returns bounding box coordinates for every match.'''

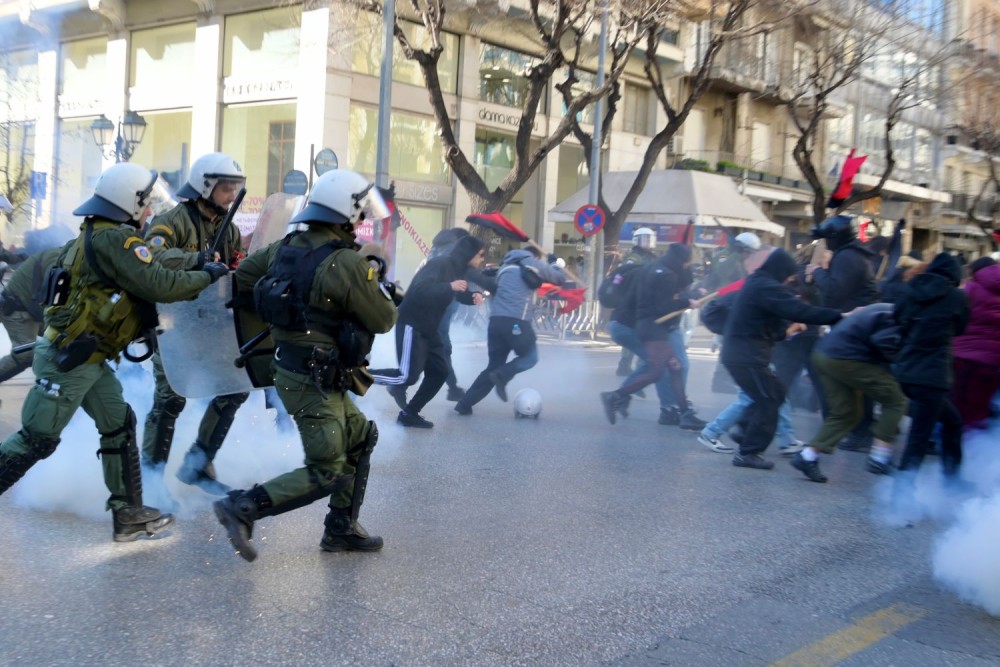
[156,193,304,398]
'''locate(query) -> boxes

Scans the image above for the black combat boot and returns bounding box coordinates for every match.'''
[213,486,272,562]
[321,508,384,552]
[176,442,230,496]
[113,505,175,542]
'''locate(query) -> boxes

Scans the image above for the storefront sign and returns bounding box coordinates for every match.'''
[223,76,296,104]
[393,180,450,204]
[57,96,103,118]
[477,104,540,133]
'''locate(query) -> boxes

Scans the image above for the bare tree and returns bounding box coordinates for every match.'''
[777,0,952,226]
[0,52,34,229]
[562,0,766,260]
[957,121,1000,249]
[361,0,664,217]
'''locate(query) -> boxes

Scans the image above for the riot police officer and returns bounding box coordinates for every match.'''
[142,152,249,494]
[0,163,229,542]
[217,168,397,562]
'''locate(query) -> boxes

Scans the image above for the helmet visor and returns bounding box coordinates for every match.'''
[355,184,390,221]
[147,175,178,218]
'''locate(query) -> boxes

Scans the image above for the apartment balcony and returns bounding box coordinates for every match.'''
[700,42,780,97]
[667,150,813,196]
[942,191,998,221]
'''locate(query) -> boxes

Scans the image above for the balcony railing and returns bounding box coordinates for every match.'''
[669,150,810,190]
[944,191,998,218]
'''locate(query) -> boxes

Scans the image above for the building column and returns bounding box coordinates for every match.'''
[295,1,333,182]
[453,33,482,226]
[191,15,222,160]
[33,46,58,229]
[323,6,355,178]
[101,36,128,170]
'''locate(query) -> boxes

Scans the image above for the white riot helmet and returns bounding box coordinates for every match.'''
[734,231,761,252]
[177,152,246,200]
[513,388,542,419]
[291,169,390,226]
[632,227,656,250]
[73,163,158,225]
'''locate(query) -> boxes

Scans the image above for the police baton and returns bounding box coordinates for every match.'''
[234,326,272,368]
[12,341,35,355]
[209,187,247,258]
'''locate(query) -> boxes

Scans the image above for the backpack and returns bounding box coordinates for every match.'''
[597,263,641,309]
[500,259,544,289]
[699,291,737,335]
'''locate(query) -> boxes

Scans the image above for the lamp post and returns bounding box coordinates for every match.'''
[90,110,147,163]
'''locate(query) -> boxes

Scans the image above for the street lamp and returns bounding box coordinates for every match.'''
[90,110,147,163]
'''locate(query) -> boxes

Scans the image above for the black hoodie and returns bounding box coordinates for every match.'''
[892,252,969,389]
[398,235,485,335]
[812,239,880,309]
[722,248,843,367]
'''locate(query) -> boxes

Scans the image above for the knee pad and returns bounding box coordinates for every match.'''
[20,430,61,459]
[163,394,186,418]
[99,406,142,506]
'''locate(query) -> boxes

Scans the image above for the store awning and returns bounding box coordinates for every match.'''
[938,224,987,236]
[549,169,786,238]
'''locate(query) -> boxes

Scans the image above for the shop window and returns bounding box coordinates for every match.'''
[267,121,296,195]
[480,43,541,110]
[127,110,193,191]
[221,102,297,206]
[130,23,196,110]
[352,13,459,93]
[59,38,107,117]
[348,105,450,184]
[622,83,650,135]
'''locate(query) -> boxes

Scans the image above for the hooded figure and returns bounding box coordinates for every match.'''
[719,248,844,469]
[893,252,970,479]
[951,261,1000,427]
[372,234,486,428]
[810,216,880,310]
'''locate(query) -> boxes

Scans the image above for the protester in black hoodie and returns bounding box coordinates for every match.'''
[372,235,486,428]
[893,252,969,479]
[600,243,706,430]
[722,248,845,470]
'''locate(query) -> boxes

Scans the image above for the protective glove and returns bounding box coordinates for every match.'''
[194,250,221,270]
[202,262,230,284]
[552,257,566,269]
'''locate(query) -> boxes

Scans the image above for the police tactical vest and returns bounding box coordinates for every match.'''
[254,234,372,367]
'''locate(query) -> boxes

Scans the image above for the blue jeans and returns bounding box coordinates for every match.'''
[609,321,671,409]
[702,389,796,445]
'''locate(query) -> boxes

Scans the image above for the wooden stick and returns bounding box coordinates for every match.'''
[654,290,719,324]
[527,238,584,285]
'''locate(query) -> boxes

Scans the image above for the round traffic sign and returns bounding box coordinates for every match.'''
[314,148,338,176]
[574,204,605,237]
[282,169,309,195]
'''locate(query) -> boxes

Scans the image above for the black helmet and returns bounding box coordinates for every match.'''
[811,214,855,251]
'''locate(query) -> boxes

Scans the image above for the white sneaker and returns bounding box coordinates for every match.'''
[778,440,805,456]
[698,433,734,454]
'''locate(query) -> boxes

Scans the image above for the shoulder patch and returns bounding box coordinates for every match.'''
[149,224,174,236]
[367,267,375,281]
[133,246,153,264]
[149,236,166,247]
[124,236,144,249]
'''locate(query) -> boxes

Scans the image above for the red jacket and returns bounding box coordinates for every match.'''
[952,263,1000,366]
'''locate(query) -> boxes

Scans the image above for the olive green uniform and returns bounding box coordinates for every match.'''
[225,224,396,556]
[234,225,396,508]
[0,219,212,514]
[0,246,63,383]
[141,200,248,471]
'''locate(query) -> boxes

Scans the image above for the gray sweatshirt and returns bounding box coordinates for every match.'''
[490,249,566,321]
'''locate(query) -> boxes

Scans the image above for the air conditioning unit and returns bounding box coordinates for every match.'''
[668,135,684,156]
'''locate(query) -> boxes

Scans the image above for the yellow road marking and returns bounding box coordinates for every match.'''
[770,603,927,667]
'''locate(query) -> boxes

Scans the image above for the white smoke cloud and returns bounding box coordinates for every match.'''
[931,423,1000,616]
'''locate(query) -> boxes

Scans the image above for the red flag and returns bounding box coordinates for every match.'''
[538,284,587,314]
[717,278,745,296]
[827,149,867,208]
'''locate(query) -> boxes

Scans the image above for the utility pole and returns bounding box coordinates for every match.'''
[585,0,609,299]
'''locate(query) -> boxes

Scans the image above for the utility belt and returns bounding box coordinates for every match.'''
[275,343,353,396]
[0,293,26,316]
[44,326,107,370]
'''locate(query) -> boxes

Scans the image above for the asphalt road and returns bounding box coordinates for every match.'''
[1,331,998,666]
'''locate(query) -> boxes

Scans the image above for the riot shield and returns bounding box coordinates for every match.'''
[156,193,304,398]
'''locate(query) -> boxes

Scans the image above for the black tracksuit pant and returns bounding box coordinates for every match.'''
[724,363,786,456]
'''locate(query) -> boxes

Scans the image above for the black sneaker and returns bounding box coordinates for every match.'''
[678,409,707,431]
[791,452,828,483]
[446,386,466,402]
[387,384,408,411]
[866,457,893,475]
[658,407,680,426]
[112,505,175,542]
[600,392,621,425]
[732,453,774,470]
[397,411,434,428]
[489,371,508,402]
[454,403,472,416]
